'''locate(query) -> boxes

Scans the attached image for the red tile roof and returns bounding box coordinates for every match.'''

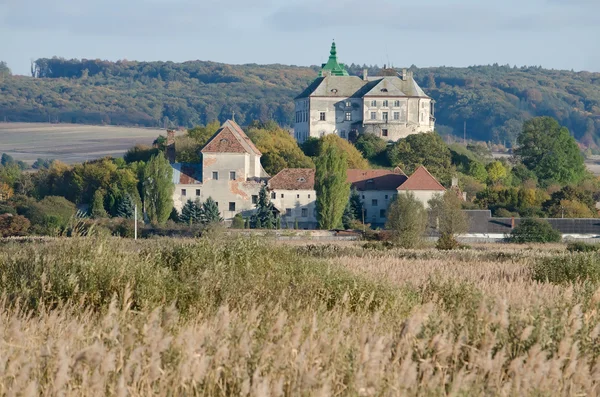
[347,169,407,191]
[268,168,315,190]
[398,166,445,191]
[201,120,262,155]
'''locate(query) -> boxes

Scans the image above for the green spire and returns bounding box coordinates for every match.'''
[319,41,349,77]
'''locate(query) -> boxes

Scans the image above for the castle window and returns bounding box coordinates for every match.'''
[380,209,386,218]
[382,129,388,137]
[383,100,388,107]
[301,208,308,217]
[394,100,400,107]
[271,192,276,199]
[252,195,258,204]
[381,89,388,93]
[286,208,292,217]
[382,112,388,121]
[281,194,284,198]
[196,189,201,196]
[229,171,236,180]
[297,194,300,199]
[345,112,352,121]
[393,112,400,120]
[371,100,377,107]
[421,113,424,122]
[340,130,346,138]
[181,189,186,197]
[345,101,352,107]
[308,194,311,199]
[370,112,376,120]
[212,171,219,180]
[319,112,326,121]
[331,89,338,93]
[229,202,236,211]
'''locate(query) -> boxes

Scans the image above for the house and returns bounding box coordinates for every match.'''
[170,120,268,221]
[267,166,445,229]
[294,42,435,144]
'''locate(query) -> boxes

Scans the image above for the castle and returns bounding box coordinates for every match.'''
[169,120,445,229]
[294,42,435,143]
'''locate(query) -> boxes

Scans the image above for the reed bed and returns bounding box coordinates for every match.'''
[1,237,600,396]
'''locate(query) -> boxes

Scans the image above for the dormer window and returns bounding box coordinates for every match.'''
[367,179,374,183]
[381,88,388,92]
[331,89,338,94]
[297,177,306,182]
[220,138,229,144]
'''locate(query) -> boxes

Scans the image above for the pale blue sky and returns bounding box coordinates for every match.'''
[1,0,599,75]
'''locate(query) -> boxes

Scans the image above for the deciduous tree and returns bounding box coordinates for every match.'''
[143,154,174,225]
[386,192,428,248]
[315,145,350,230]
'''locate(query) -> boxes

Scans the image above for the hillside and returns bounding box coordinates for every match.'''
[1,58,600,147]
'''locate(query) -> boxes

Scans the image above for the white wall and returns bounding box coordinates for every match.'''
[398,190,444,209]
[361,98,433,141]
[269,188,317,229]
[356,190,397,226]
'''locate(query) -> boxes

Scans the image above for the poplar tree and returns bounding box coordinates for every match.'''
[143,154,174,224]
[315,144,350,230]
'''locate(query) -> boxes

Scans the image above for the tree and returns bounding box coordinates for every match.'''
[188,120,221,147]
[320,135,369,169]
[0,61,11,78]
[510,218,561,243]
[355,134,388,162]
[387,133,453,185]
[201,197,222,224]
[0,214,30,237]
[486,161,507,185]
[180,199,203,224]
[231,213,245,229]
[90,190,108,218]
[342,189,364,228]
[429,191,469,250]
[115,194,136,219]
[386,192,428,248]
[315,145,351,230]
[143,154,174,224]
[515,117,586,186]
[252,185,276,229]
[468,161,488,183]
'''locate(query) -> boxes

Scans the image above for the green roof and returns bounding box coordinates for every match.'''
[318,42,349,77]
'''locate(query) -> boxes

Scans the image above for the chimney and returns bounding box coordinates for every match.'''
[363,68,368,81]
[451,176,458,188]
[166,129,176,164]
[402,68,407,81]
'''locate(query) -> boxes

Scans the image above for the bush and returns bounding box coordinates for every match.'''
[509,218,561,243]
[114,218,136,238]
[533,254,600,283]
[567,241,600,253]
[386,192,427,249]
[0,214,30,237]
[230,213,244,229]
[436,233,460,250]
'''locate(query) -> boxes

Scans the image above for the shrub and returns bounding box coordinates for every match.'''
[436,233,460,250]
[386,192,427,249]
[0,214,30,237]
[114,219,136,238]
[510,218,561,243]
[533,254,600,283]
[567,241,600,253]
[230,213,245,229]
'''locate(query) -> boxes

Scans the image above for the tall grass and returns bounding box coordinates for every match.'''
[1,237,600,395]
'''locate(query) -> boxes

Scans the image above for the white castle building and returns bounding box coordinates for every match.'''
[294,42,435,143]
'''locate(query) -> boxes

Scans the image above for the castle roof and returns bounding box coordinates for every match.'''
[398,166,445,191]
[268,168,315,190]
[201,119,261,155]
[347,169,407,191]
[319,42,349,77]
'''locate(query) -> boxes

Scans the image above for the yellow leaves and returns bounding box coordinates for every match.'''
[0,182,13,200]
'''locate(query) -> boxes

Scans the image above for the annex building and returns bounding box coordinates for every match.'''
[169,119,445,228]
[294,42,435,143]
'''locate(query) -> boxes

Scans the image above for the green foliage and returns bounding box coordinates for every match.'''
[251,185,276,229]
[301,137,321,157]
[247,123,314,175]
[387,133,453,185]
[318,135,369,169]
[115,194,136,219]
[566,242,600,253]
[315,145,351,230]
[429,191,469,250]
[354,134,388,164]
[231,213,245,229]
[485,161,508,185]
[201,197,222,224]
[143,154,174,225]
[386,192,427,248]
[0,214,30,237]
[342,189,364,229]
[15,196,77,235]
[0,61,10,77]
[124,144,159,163]
[509,218,561,243]
[187,120,221,147]
[1,153,27,170]
[31,158,54,170]
[468,161,488,183]
[180,199,203,225]
[515,117,586,186]
[543,185,597,218]
[90,190,108,218]
[532,253,600,284]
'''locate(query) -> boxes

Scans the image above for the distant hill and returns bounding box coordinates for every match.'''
[1,58,599,147]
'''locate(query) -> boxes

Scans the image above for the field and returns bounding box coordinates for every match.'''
[0,123,163,164]
[1,236,600,395]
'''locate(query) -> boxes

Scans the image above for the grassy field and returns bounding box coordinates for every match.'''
[0,123,164,164]
[1,236,600,395]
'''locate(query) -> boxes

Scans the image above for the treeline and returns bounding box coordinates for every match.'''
[1,58,599,146]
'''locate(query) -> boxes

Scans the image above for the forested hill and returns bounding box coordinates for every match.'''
[1,58,600,147]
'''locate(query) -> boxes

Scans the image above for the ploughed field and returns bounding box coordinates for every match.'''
[0,236,599,395]
[0,123,162,164]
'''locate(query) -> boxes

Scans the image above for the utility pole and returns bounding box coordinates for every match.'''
[463,121,467,145]
[134,204,138,240]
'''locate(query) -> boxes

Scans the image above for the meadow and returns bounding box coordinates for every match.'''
[0,123,162,164]
[1,236,600,396]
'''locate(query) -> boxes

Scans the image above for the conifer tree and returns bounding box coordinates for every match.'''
[90,190,108,218]
[315,144,350,230]
[252,185,275,229]
[115,194,136,219]
[201,197,222,224]
[343,189,364,228]
[180,199,203,224]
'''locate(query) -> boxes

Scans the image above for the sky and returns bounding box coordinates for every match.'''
[1,0,600,75]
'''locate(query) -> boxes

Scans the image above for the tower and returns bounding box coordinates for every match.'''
[318,41,350,77]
